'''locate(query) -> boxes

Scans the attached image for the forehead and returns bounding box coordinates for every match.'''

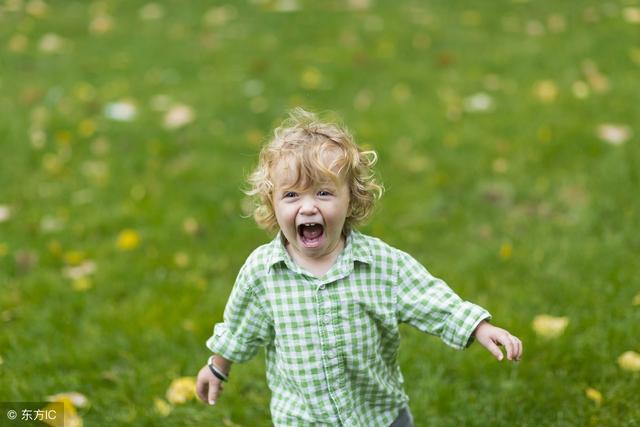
[271,148,346,188]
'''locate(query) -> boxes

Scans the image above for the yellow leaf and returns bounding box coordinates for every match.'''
[532,80,558,103]
[78,119,96,138]
[116,229,140,250]
[166,377,197,405]
[499,242,513,260]
[300,67,323,89]
[585,387,602,406]
[617,351,640,372]
[532,314,569,338]
[163,104,195,130]
[183,217,200,235]
[0,243,8,257]
[72,277,92,292]
[174,252,190,268]
[154,397,172,416]
[633,293,640,306]
[64,251,86,266]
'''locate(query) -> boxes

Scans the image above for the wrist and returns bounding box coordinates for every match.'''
[208,355,229,382]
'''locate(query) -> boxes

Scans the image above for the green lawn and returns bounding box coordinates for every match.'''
[1,1,639,425]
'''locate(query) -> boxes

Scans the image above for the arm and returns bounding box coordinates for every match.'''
[472,320,523,362]
[196,354,233,405]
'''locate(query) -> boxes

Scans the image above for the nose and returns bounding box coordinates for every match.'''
[299,195,318,215]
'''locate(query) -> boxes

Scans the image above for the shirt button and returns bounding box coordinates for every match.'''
[323,314,331,325]
[319,284,325,290]
[328,349,337,359]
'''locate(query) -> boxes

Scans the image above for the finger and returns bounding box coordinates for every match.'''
[208,379,221,405]
[504,335,516,361]
[196,378,208,403]
[514,337,523,361]
[484,339,504,361]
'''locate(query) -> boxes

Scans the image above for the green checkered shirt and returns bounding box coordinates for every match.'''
[207,230,491,426]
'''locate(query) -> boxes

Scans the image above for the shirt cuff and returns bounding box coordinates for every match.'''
[440,301,491,350]
[205,322,258,363]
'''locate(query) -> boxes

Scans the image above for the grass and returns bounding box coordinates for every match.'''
[1,0,639,425]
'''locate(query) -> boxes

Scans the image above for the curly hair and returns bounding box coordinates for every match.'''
[245,108,384,234]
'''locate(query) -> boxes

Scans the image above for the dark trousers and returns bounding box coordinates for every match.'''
[389,407,413,427]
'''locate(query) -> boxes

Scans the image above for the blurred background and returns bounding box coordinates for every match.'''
[1,0,639,425]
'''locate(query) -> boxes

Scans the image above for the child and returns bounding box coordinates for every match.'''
[196,108,522,426]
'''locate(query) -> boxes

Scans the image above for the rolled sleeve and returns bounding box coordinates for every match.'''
[206,262,273,363]
[395,250,491,350]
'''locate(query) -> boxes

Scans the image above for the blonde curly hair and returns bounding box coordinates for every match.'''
[245,108,383,234]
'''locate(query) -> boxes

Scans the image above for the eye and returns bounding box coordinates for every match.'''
[283,191,298,198]
[317,190,333,197]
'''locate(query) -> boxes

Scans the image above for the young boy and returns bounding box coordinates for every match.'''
[196,108,523,426]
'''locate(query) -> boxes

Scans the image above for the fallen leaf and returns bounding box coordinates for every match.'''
[8,34,28,52]
[63,260,96,279]
[300,67,323,89]
[532,80,557,103]
[163,104,195,130]
[140,3,165,20]
[623,7,640,24]
[532,314,569,338]
[116,229,140,250]
[104,100,137,122]
[39,33,64,53]
[464,92,493,112]
[585,387,602,406]
[46,392,89,409]
[597,124,631,145]
[174,252,190,268]
[0,205,11,223]
[633,293,640,306]
[89,14,114,34]
[0,243,8,257]
[154,397,172,416]
[571,81,590,99]
[166,377,197,405]
[26,0,48,17]
[72,277,92,292]
[617,351,640,372]
[392,83,412,103]
[499,242,513,260]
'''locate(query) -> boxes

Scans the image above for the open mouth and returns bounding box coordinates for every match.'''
[297,223,324,248]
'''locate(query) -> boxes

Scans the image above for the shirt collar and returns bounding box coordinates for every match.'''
[266,229,372,273]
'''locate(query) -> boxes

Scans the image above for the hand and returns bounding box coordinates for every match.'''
[473,320,523,362]
[196,364,224,406]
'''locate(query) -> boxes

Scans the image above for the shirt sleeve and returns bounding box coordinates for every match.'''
[395,249,491,350]
[206,260,274,363]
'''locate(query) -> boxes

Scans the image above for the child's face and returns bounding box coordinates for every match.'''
[272,152,350,263]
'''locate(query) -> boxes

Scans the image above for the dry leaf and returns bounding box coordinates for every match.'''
[166,377,197,405]
[532,314,569,338]
[104,101,137,122]
[154,397,172,416]
[163,104,195,130]
[39,33,64,53]
[0,205,11,223]
[623,7,640,24]
[464,92,493,112]
[63,260,96,280]
[499,242,513,260]
[617,351,640,372]
[300,67,323,89]
[116,229,140,250]
[597,124,631,145]
[533,80,557,103]
[585,387,602,406]
[140,3,165,20]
